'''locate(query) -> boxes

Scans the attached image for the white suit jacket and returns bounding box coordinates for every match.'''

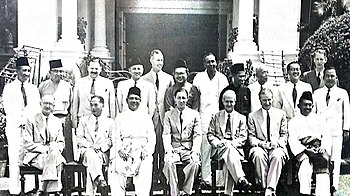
[141,70,174,124]
[314,86,350,136]
[274,81,312,121]
[72,76,116,127]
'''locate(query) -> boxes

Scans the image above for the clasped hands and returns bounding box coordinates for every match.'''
[118,149,148,161]
[304,147,326,158]
[258,140,280,150]
[215,139,240,149]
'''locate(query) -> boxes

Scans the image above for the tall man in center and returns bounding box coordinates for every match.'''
[142,49,174,184]
[193,52,228,186]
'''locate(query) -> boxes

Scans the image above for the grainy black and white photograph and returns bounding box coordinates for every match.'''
[1,0,350,195]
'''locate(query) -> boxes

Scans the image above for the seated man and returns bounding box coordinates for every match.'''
[289,91,332,196]
[76,95,114,195]
[109,87,156,196]
[247,88,288,196]
[21,94,66,195]
[207,89,252,195]
[163,88,202,196]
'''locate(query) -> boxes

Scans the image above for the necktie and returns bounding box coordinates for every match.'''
[155,73,159,90]
[90,79,96,95]
[317,72,321,87]
[134,80,137,87]
[326,88,330,106]
[292,83,297,108]
[266,110,271,142]
[225,114,232,139]
[95,117,99,138]
[180,111,183,131]
[45,117,49,145]
[21,82,27,106]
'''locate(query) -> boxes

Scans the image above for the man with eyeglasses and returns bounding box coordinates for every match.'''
[39,59,73,161]
[192,52,228,187]
[2,57,41,194]
[274,62,312,121]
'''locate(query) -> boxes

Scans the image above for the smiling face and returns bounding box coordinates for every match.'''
[17,66,31,82]
[233,71,246,86]
[127,94,141,111]
[222,90,236,113]
[41,95,55,116]
[88,61,102,79]
[288,63,301,83]
[174,67,188,85]
[174,90,188,111]
[129,64,144,81]
[50,68,64,83]
[313,51,327,71]
[259,89,274,110]
[150,52,164,73]
[204,54,217,72]
[298,99,313,116]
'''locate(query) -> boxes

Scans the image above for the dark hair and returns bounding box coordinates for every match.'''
[91,95,104,104]
[323,62,337,76]
[202,52,215,63]
[286,61,300,71]
[174,88,189,98]
[258,88,273,99]
[150,49,163,59]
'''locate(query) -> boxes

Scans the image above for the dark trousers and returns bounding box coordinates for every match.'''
[152,112,164,184]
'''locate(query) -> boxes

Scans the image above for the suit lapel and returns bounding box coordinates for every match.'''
[35,113,46,141]
[87,115,97,142]
[219,111,226,136]
[171,109,181,132]
[255,109,267,140]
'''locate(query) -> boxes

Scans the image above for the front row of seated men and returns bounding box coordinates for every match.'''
[20,86,334,196]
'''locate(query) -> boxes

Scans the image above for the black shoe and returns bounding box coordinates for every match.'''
[238,177,252,190]
[200,181,212,190]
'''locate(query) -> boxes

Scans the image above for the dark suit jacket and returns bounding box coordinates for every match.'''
[302,70,325,92]
[163,107,202,154]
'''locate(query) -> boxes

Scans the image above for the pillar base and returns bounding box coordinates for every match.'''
[91,46,110,58]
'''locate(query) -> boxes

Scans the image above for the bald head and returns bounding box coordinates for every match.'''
[256,65,269,84]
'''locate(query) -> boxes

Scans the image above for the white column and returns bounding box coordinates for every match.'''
[91,0,110,58]
[56,0,84,51]
[233,0,257,54]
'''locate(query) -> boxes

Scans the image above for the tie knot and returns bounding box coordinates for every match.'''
[327,88,331,92]
[228,113,231,118]
[21,82,24,86]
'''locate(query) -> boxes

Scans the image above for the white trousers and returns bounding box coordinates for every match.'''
[110,156,153,196]
[330,135,343,190]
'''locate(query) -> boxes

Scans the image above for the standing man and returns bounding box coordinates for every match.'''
[207,90,252,195]
[289,91,332,196]
[313,65,350,193]
[192,52,228,187]
[21,95,66,195]
[2,57,41,194]
[76,95,114,195]
[219,63,251,117]
[72,59,115,128]
[164,59,200,112]
[274,62,312,121]
[110,87,156,196]
[142,49,174,184]
[163,88,201,196]
[247,88,288,196]
[116,56,155,115]
[248,65,276,113]
[38,59,73,161]
[302,48,328,91]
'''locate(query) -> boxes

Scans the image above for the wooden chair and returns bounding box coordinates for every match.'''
[62,161,86,196]
[19,165,42,196]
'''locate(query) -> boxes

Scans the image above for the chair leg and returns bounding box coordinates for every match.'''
[19,174,26,196]
[211,163,216,195]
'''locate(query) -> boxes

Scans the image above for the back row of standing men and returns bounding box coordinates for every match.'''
[2,48,349,196]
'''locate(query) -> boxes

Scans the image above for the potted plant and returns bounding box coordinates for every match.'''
[0,103,8,177]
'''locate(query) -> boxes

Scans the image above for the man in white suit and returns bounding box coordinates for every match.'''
[274,62,312,121]
[21,95,66,195]
[72,59,116,128]
[193,52,228,186]
[207,90,251,195]
[314,65,350,193]
[247,88,288,196]
[2,57,41,194]
[76,95,114,195]
[142,49,174,184]
[163,88,201,196]
[116,56,156,115]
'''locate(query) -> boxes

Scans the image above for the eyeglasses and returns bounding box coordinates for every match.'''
[206,60,216,63]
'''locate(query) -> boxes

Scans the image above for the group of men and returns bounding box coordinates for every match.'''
[1,47,349,196]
